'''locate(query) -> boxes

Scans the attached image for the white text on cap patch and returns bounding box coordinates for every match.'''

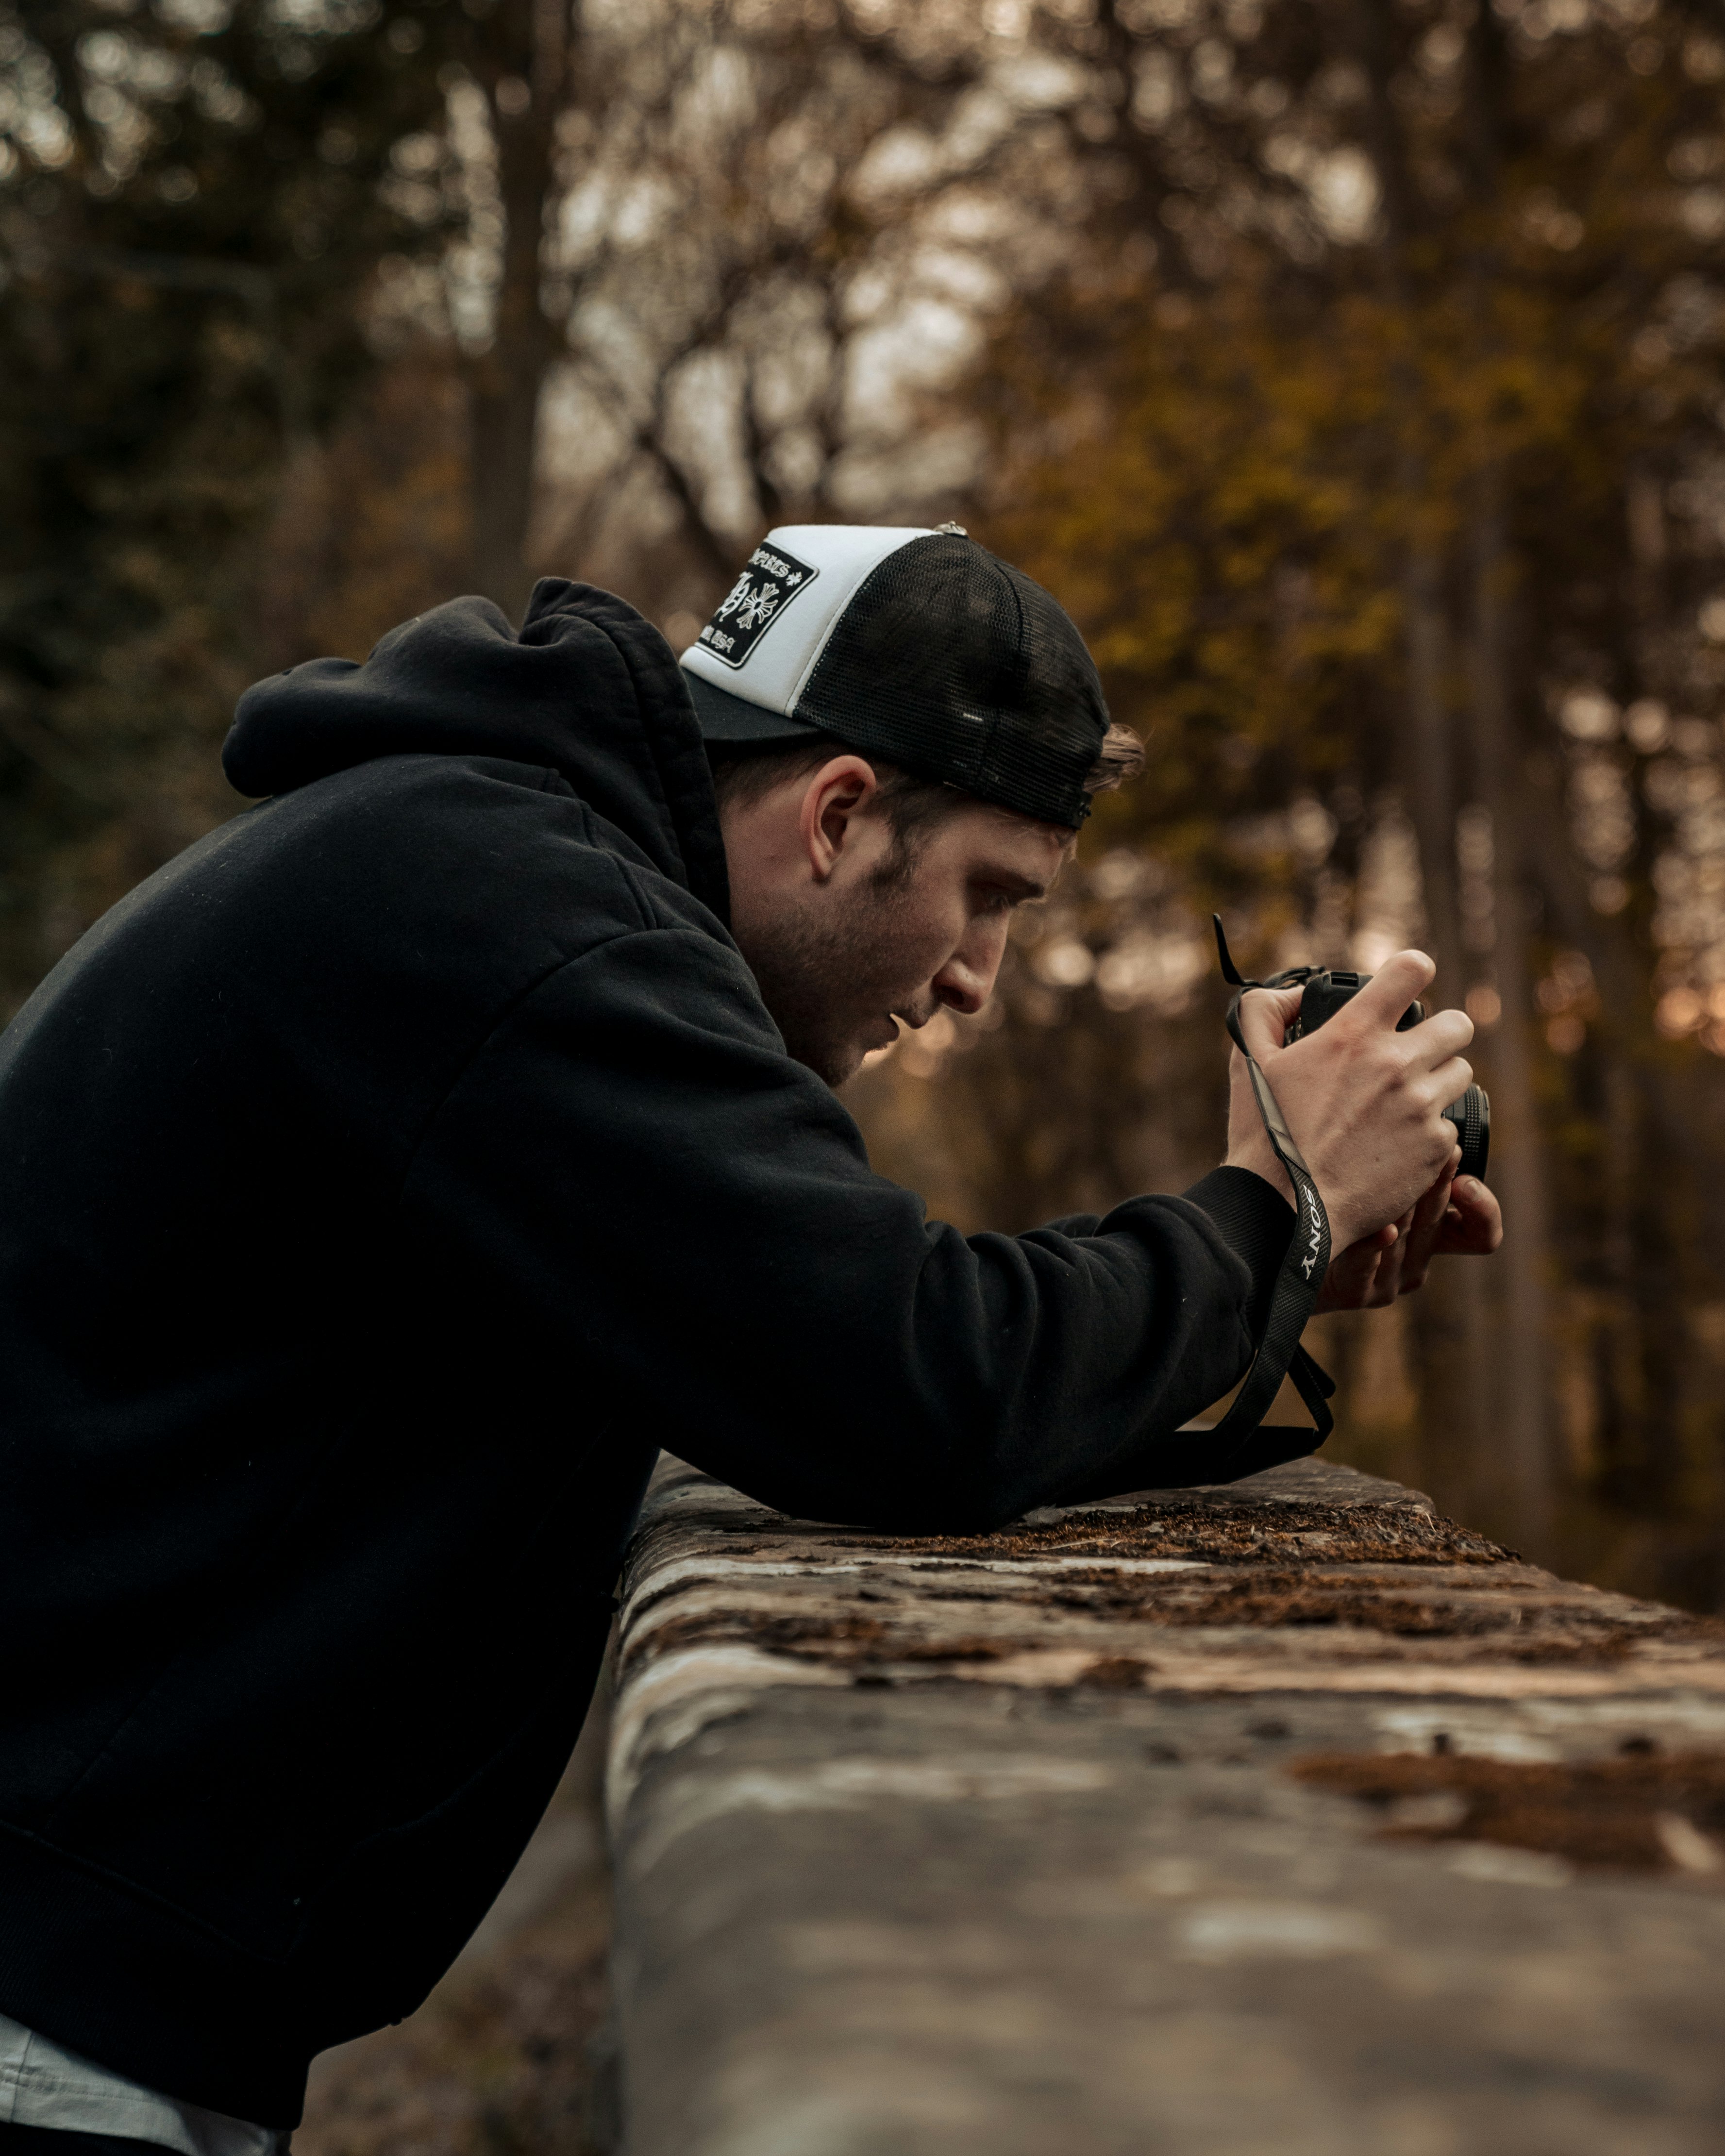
[698,542,820,669]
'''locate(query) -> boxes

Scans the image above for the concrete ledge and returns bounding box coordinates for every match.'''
[607,1455,1725,2155]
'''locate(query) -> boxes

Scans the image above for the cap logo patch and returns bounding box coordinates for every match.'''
[697,542,819,669]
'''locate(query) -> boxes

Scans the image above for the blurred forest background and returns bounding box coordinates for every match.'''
[7,0,1725,1620]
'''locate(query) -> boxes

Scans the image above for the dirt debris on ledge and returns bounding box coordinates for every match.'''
[608,1453,1725,2156]
[1291,1747,1725,1876]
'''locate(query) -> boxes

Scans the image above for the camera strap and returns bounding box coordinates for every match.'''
[1203,918,1336,1471]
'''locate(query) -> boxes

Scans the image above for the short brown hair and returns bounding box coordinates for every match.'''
[707,724,1144,847]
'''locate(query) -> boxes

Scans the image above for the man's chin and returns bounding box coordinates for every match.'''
[789,1032,876,1091]
[842,1018,907,1087]
[825,1040,872,1090]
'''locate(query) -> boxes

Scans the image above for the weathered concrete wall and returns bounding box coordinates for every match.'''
[607,1454,1725,2156]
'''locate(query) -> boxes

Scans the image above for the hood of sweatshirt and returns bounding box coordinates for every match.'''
[223,579,729,922]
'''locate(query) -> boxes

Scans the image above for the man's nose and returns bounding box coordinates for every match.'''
[934,928,1005,1016]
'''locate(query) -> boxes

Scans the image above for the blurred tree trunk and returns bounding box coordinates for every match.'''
[1350,0,1490,1512]
[1457,0,1551,1546]
[463,0,576,618]
[1465,488,1554,1546]
[1521,730,1693,1533]
[1402,554,1496,1521]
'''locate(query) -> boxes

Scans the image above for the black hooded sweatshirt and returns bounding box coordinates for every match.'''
[0,581,1296,2125]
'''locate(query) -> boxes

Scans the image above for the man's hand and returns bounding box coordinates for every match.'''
[1315,1151,1503,1312]
[1223,950,1480,1253]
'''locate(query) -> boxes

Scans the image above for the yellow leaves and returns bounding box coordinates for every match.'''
[984,230,1647,806]
[974,254,1596,914]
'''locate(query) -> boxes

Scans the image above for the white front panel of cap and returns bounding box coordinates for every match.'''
[679,525,933,716]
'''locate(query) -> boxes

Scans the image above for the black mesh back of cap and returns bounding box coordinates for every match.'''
[794,534,1108,827]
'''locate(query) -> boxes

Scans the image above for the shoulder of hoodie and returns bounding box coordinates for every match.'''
[227,747,729,951]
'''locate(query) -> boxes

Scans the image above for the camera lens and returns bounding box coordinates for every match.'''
[1441,1085,1490,1182]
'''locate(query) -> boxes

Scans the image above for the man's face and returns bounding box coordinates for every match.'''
[720,756,1071,1087]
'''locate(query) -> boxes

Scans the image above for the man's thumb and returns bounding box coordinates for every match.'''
[1236,983,1303,1060]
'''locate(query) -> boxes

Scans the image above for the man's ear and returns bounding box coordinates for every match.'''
[799,756,879,884]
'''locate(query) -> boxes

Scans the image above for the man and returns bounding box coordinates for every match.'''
[0,524,1498,2150]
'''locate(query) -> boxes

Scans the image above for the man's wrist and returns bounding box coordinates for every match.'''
[1224,1141,1294,1210]
[1184,1165,1298,1337]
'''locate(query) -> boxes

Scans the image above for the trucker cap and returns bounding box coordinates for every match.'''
[677,524,1110,829]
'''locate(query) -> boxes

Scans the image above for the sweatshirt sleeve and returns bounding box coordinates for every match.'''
[1031,1169,1293,1340]
[1181,1167,1296,1337]
[400,926,1292,1532]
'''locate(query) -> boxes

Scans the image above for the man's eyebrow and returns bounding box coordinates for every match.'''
[990,870,1050,903]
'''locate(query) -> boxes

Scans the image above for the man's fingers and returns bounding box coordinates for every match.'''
[1339,951,1475,1087]
[1319,1218,1445,1314]
[1365,1208,1414,1305]
[1418,1055,1475,1111]
[1323,1163,1496,1308]
[1347,948,1436,1031]
[1395,1156,1458,1295]
[1434,1176,1504,1255]
[1315,1223,1394,1313]
[1235,982,1306,1061]
[1410,1155,1459,1232]
[1400,1005,1474,1074]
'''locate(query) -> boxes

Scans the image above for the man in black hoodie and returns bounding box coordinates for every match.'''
[0,526,1495,2148]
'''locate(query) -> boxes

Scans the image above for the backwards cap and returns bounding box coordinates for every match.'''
[677,524,1109,829]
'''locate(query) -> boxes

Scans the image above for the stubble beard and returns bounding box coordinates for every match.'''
[742,863,937,1090]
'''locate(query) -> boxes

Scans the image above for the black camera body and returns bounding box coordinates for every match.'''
[1288,969,1491,1184]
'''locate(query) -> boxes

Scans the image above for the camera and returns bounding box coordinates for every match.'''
[1289,969,1491,1183]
